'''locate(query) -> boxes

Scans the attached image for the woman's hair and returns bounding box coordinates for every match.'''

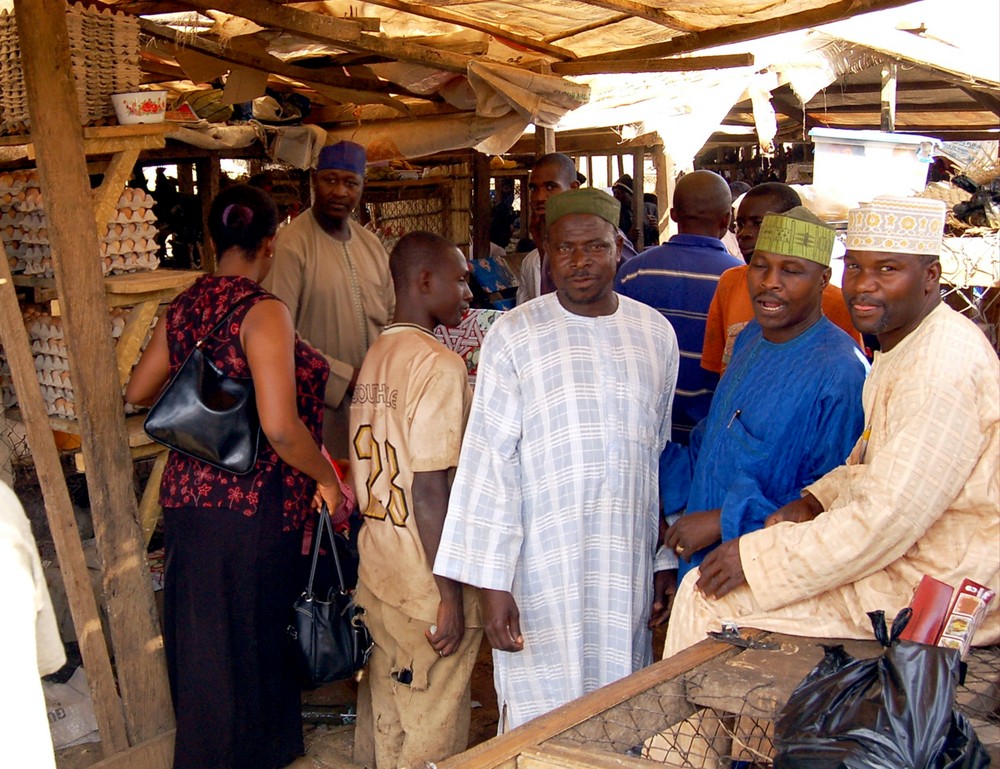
[207,184,280,256]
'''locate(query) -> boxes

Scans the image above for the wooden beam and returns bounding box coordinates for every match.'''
[196,155,220,272]
[519,743,656,769]
[94,149,141,235]
[439,633,762,769]
[551,53,754,76]
[572,0,701,32]
[354,0,576,60]
[138,451,169,548]
[14,0,175,746]
[806,101,992,114]
[916,130,1000,140]
[116,300,161,388]
[806,79,954,96]
[573,0,924,63]
[631,147,643,248]
[0,265,130,757]
[83,730,174,769]
[881,62,897,131]
[544,13,630,43]
[180,0,473,75]
[472,151,491,259]
[184,0,368,40]
[536,128,556,156]
[139,19,427,101]
[958,86,1000,118]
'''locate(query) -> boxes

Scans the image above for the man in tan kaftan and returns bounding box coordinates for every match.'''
[664,195,999,657]
[264,141,394,457]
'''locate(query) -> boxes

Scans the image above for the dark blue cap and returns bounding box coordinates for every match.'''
[316,141,366,175]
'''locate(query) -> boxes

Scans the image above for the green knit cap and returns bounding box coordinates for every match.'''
[545,187,621,229]
[755,206,836,266]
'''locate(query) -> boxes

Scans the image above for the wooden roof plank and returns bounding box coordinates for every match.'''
[551,52,754,75]
[571,0,702,33]
[958,86,1000,119]
[805,101,990,114]
[572,0,924,63]
[180,0,366,41]
[355,0,578,60]
[139,18,436,102]
[181,0,473,74]
[543,13,630,44]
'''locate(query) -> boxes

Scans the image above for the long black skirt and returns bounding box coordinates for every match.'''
[163,478,305,769]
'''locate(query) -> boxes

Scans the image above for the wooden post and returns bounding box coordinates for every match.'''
[176,161,194,195]
[631,148,644,248]
[196,154,220,271]
[534,126,556,156]
[14,0,174,748]
[472,151,491,259]
[881,62,897,132]
[0,266,129,757]
[652,143,673,243]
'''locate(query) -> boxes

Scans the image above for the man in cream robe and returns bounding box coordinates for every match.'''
[665,196,999,657]
[264,141,394,457]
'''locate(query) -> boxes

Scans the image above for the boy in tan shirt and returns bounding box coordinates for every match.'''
[350,231,481,769]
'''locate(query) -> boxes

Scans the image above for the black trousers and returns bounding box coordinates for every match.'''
[163,478,304,769]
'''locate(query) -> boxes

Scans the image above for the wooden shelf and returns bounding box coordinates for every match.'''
[365,178,450,189]
[13,268,202,307]
[5,407,152,444]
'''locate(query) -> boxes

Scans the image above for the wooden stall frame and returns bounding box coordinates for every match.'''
[438,632,764,769]
[7,0,176,763]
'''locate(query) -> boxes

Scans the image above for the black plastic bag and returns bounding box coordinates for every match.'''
[773,609,990,769]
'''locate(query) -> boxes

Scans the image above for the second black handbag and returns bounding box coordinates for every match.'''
[290,504,372,687]
[144,295,261,475]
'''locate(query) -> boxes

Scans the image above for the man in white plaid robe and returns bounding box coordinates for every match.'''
[435,188,678,730]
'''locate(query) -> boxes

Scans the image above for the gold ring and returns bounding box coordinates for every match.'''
[675,545,686,555]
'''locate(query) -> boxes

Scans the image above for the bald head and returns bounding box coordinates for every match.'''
[670,170,732,238]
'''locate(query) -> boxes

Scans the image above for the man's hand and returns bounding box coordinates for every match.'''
[648,569,677,628]
[425,596,465,658]
[480,588,524,652]
[696,539,747,599]
[664,510,722,561]
[765,492,823,528]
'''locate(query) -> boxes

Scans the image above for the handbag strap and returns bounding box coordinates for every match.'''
[194,292,261,351]
[306,503,349,598]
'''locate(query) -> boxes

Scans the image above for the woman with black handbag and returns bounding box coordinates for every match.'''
[126,184,343,769]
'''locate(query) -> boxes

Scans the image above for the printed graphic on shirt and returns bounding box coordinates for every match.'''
[353,424,409,526]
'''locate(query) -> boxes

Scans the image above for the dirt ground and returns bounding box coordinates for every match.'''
[297,635,500,769]
[55,636,498,769]
[56,627,667,768]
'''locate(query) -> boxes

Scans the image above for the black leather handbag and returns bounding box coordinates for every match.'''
[143,296,261,475]
[290,504,372,687]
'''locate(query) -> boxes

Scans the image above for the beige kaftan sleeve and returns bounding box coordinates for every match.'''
[741,371,989,612]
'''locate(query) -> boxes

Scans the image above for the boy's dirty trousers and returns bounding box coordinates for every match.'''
[354,581,482,769]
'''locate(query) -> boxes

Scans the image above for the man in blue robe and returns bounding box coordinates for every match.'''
[654,206,869,614]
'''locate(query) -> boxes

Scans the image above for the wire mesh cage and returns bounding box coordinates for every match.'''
[362,180,452,255]
[555,641,999,768]
[449,633,1000,769]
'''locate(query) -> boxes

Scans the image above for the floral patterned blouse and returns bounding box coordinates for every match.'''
[158,275,329,531]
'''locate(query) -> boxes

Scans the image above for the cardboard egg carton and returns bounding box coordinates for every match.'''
[0,306,132,419]
[0,4,140,134]
[0,178,161,276]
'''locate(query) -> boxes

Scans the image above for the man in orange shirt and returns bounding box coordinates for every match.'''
[702,183,862,374]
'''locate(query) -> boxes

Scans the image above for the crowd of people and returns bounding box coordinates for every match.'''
[106,141,998,769]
